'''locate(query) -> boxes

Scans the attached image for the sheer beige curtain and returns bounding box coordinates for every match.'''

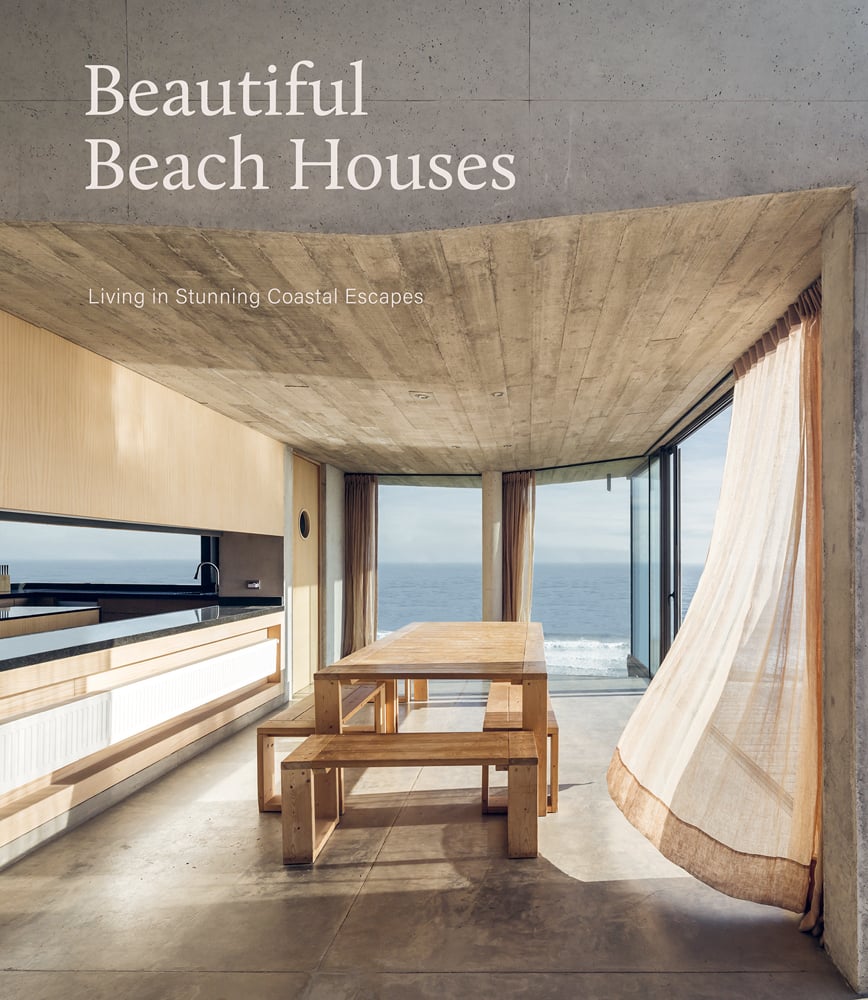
[608,284,822,918]
[342,473,378,656]
[502,470,536,622]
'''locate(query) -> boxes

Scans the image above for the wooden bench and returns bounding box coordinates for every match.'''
[481,681,559,814]
[280,731,539,864]
[398,678,429,707]
[257,682,385,812]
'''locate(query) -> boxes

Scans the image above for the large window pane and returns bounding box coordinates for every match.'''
[378,484,481,632]
[534,477,630,677]
[678,405,732,618]
[630,464,651,673]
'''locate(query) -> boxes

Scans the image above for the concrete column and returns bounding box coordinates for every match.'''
[482,470,503,621]
[854,218,868,993]
[820,204,864,990]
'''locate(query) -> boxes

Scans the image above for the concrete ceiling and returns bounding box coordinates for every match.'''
[0,188,850,474]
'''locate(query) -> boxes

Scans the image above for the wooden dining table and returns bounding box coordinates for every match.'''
[313,620,550,816]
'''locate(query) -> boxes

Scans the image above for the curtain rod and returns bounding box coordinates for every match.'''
[734,277,822,379]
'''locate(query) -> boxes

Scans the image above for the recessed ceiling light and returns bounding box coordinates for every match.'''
[410,391,432,400]
[491,391,505,398]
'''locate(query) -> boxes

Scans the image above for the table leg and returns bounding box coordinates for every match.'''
[314,676,343,813]
[315,676,343,734]
[384,679,398,732]
[523,676,548,817]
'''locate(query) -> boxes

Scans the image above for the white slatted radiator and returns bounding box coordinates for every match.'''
[0,639,277,796]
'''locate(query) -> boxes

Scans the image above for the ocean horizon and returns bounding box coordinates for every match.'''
[378,561,704,678]
[7,558,703,678]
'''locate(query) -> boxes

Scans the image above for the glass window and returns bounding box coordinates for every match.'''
[630,463,651,673]
[534,476,630,678]
[678,405,732,618]
[0,519,204,586]
[377,484,481,633]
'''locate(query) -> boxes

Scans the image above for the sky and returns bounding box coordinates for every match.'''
[0,407,731,571]
[0,522,200,562]
[677,407,732,566]
[378,404,732,566]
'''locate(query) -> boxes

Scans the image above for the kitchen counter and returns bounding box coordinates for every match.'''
[0,603,285,867]
[0,604,282,672]
[0,603,98,620]
[0,603,101,641]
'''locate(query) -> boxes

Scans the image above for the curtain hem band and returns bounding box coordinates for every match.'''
[607,748,810,913]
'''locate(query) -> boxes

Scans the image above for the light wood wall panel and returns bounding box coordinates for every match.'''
[0,310,284,534]
[291,455,320,694]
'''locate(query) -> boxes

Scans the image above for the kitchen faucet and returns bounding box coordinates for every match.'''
[194,561,220,594]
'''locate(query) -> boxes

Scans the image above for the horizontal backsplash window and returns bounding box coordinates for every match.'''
[0,520,204,586]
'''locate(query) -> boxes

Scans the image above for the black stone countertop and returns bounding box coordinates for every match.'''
[8,586,279,604]
[0,604,99,620]
[0,605,283,673]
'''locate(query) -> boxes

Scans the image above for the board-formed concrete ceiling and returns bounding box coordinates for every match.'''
[0,188,850,474]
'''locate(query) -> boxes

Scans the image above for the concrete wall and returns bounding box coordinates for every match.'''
[3,2,868,989]
[856,227,868,994]
[821,204,859,987]
[2,3,866,231]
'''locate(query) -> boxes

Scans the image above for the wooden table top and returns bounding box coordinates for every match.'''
[316,621,547,680]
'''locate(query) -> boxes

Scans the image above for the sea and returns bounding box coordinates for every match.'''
[7,558,703,678]
[8,559,200,587]
[379,562,704,678]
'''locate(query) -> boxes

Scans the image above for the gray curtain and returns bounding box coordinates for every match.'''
[502,470,536,622]
[342,473,378,656]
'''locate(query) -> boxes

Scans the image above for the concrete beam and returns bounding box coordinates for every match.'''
[2,3,867,229]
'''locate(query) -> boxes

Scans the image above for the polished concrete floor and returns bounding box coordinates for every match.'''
[0,678,859,999]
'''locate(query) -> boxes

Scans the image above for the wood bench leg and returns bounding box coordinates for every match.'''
[548,729,559,814]
[523,677,548,817]
[258,733,279,813]
[282,766,315,863]
[481,764,490,813]
[282,765,340,865]
[507,761,538,859]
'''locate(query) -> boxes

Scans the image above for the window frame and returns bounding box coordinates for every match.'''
[0,512,218,594]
